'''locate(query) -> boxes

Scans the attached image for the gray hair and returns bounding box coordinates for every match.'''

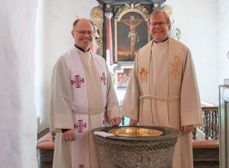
[148,9,171,26]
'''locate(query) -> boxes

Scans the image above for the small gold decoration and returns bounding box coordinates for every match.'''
[108,127,163,137]
[170,55,182,79]
[140,67,148,82]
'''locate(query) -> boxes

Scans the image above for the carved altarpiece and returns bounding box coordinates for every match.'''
[90,0,181,89]
[90,0,180,61]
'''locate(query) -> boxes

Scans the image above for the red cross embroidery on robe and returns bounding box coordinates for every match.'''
[101,73,106,85]
[71,75,84,88]
[74,120,87,133]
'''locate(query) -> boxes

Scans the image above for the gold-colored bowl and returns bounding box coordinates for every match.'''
[108,127,163,137]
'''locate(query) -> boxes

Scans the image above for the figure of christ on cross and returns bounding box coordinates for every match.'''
[121,15,143,60]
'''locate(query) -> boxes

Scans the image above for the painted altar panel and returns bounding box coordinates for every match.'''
[116,11,148,62]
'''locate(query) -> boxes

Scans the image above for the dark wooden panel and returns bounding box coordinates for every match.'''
[193,148,219,168]
[37,149,53,168]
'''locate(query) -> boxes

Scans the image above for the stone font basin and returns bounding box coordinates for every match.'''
[93,126,179,168]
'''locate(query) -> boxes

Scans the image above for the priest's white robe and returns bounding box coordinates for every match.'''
[49,47,120,168]
[121,38,203,168]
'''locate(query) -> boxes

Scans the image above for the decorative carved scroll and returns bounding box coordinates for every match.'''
[90,6,103,55]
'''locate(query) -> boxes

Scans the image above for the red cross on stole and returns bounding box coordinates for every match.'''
[74,120,87,133]
[71,75,84,88]
[101,73,106,85]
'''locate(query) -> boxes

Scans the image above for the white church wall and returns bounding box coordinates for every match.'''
[0,0,38,167]
[217,0,229,86]
[166,0,218,104]
[35,0,99,131]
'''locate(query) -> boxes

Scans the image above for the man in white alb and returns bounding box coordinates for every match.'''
[121,9,202,168]
[49,18,121,168]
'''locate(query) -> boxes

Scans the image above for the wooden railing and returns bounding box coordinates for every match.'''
[192,106,219,167]
[192,106,219,140]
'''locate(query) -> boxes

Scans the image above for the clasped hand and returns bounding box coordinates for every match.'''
[181,125,193,135]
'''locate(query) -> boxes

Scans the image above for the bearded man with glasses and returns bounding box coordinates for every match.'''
[50,18,121,168]
[121,9,203,168]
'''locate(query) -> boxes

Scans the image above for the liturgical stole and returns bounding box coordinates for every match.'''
[136,39,180,125]
[64,48,107,168]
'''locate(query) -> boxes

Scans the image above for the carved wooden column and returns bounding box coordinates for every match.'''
[105,10,113,65]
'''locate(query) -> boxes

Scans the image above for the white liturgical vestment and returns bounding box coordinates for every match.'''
[121,38,203,168]
[50,47,120,168]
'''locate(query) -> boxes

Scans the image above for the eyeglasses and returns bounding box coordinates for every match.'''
[148,21,167,27]
[75,30,93,35]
